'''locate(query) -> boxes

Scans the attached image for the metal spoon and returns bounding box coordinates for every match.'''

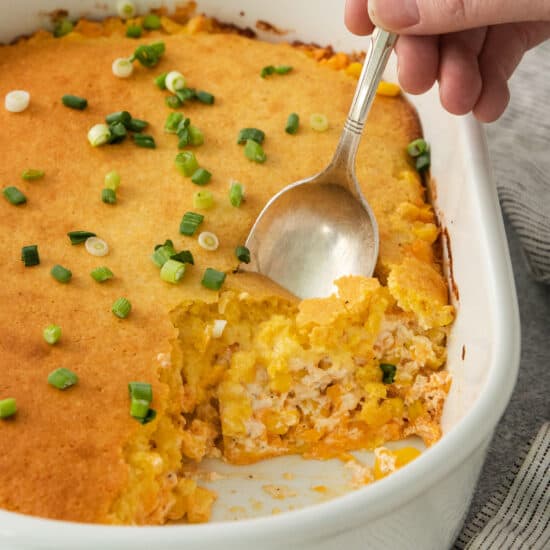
[244,29,397,299]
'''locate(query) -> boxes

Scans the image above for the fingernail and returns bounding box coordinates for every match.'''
[369,0,420,29]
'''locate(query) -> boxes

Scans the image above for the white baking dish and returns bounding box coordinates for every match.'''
[0,1,520,548]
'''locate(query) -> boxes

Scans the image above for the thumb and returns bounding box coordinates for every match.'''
[369,0,550,34]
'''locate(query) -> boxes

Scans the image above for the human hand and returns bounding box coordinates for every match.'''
[345,0,550,122]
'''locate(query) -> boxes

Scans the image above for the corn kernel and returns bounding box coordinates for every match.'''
[345,62,363,78]
[377,81,401,97]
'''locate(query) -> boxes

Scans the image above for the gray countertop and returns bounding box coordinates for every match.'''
[464,214,550,525]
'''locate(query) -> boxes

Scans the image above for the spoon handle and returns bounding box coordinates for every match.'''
[330,28,397,184]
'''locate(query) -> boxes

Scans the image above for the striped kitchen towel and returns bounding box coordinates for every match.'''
[454,422,549,549]
[485,39,550,284]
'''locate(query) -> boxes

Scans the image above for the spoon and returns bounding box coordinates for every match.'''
[244,29,397,299]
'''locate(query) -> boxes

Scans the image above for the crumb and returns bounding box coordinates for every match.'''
[262,484,297,500]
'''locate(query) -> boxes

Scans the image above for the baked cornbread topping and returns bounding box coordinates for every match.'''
[0,6,454,525]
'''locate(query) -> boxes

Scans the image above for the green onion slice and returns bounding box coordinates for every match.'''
[196,90,214,104]
[261,65,292,77]
[165,71,186,94]
[380,363,397,384]
[175,87,197,103]
[310,113,329,132]
[128,381,153,402]
[275,65,293,74]
[191,168,212,186]
[131,398,150,419]
[171,250,194,264]
[90,266,114,283]
[198,231,219,251]
[165,112,183,133]
[229,181,244,207]
[142,13,161,30]
[126,25,142,38]
[201,268,226,290]
[188,125,204,146]
[160,259,186,283]
[68,230,96,245]
[61,94,87,110]
[88,123,111,147]
[134,134,156,148]
[175,151,199,177]
[415,152,431,172]
[3,186,26,205]
[106,111,132,126]
[48,367,78,390]
[285,113,299,134]
[151,239,176,267]
[54,18,73,38]
[165,95,183,109]
[407,138,429,157]
[237,127,265,145]
[0,398,17,419]
[155,72,168,89]
[193,190,214,210]
[108,121,127,144]
[22,169,45,181]
[235,245,251,264]
[127,118,148,133]
[50,264,72,284]
[112,297,132,319]
[244,139,266,163]
[260,65,275,78]
[135,408,157,424]
[85,237,109,257]
[21,245,40,267]
[43,324,62,345]
[179,211,204,236]
[104,171,121,191]
[132,42,165,67]
[118,1,136,19]
[101,188,117,204]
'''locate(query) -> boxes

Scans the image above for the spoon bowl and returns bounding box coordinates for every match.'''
[244,29,397,298]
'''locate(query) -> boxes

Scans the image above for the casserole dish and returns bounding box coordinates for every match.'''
[0,1,520,548]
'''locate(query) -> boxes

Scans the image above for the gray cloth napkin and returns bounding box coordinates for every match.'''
[485,40,550,284]
[454,422,549,549]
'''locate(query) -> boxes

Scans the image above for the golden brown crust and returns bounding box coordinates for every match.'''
[0,22,440,523]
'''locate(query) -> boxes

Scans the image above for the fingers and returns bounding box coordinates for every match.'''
[345,0,374,35]
[369,0,550,34]
[395,35,439,94]
[437,28,486,115]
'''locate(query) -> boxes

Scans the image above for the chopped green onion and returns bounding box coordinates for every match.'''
[117,0,136,19]
[170,250,194,264]
[285,112,299,134]
[165,71,186,93]
[112,57,134,78]
[235,245,251,263]
[380,363,397,384]
[164,112,183,133]
[90,266,114,282]
[229,181,244,207]
[106,110,132,126]
[61,94,87,110]
[43,324,62,345]
[310,113,329,132]
[88,123,111,147]
[175,117,190,134]
[165,95,183,109]
[275,65,293,74]
[160,259,186,283]
[415,152,431,172]
[175,151,199,177]
[3,186,26,205]
[188,125,204,146]
[85,236,109,257]
[142,13,161,30]
[237,127,265,145]
[127,118,148,132]
[191,168,212,186]
[68,230,96,245]
[201,268,226,290]
[54,18,73,38]
[151,239,176,267]
[5,90,30,113]
[22,169,45,181]
[193,190,214,210]
[133,134,156,148]
[196,90,215,104]
[102,188,117,204]
[21,245,40,267]
[132,42,165,67]
[131,398,150,418]
[261,65,275,78]
[108,121,127,143]
[406,138,429,157]
[50,264,72,284]
[244,139,266,163]
[48,367,78,390]
[112,297,132,319]
[198,231,219,251]
[176,87,197,103]
[128,381,152,402]
[0,398,17,419]
[177,127,190,148]
[155,72,168,89]
[179,211,204,236]
[135,408,157,424]
[126,24,142,38]
[104,171,121,191]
